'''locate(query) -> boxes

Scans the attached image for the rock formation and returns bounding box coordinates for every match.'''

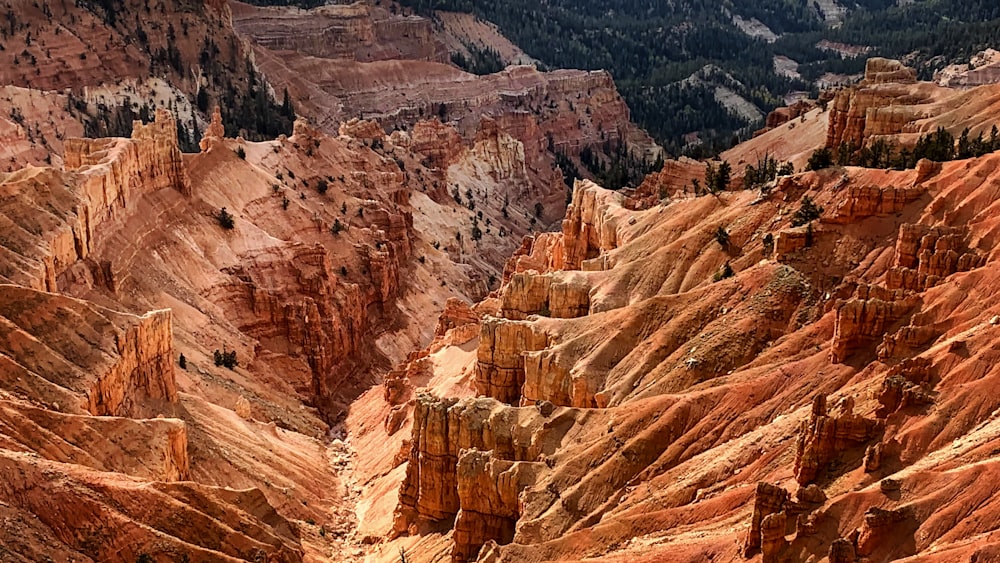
[794,395,878,485]
[474,318,549,404]
[743,482,789,555]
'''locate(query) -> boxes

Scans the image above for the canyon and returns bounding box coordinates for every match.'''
[2,2,1000,563]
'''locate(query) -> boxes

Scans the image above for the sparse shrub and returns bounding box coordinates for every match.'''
[316,178,328,194]
[216,207,235,230]
[791,196,823,227]
[235,146,246,160]
[713,262,735,282]
[714,226,730,248]
[178,353,187,369]
[331,218,344,234]
[762,233,774,255]
[340,266,348,276]
[806,147,833,171]
[213,348,238,370]
[282,196,289,210]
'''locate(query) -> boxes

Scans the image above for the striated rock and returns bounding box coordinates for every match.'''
[887,224,982,292]
[452,449,541,562]
[0,110,192,293]
[395,393,462,529]
[393,392,556,543]
[828,185,925,224]
[766,100,815,129]
[385,405,408,435]
[67,108,191,197]
[501,234,566,285]
[857,506,911,556]
[876,359,934,418]
[829,538,858,563]
[475,318,549,404]
[773,226,813,261]
[796,484,827,504]
[410,118,466,170]
[231,2,448,64]
[469,117,529,181]
[826,59,922,151]
[211,244,370,412]
[760,511,788,563]
[199,106,226,151]
[0,450,301,562]
[500,271,590,320]
[435,298,481,338]
[743,482,789,555]
[562,180,625,270]
[862,58,917,85]
[0,285,177,419]
[794,395,878,484]
[339,118,387,141]
[831,291,917,363]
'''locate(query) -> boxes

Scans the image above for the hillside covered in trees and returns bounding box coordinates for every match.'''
[395,0,1000,156]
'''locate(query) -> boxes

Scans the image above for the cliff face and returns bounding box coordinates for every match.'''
[231,2,449,64]
[825,57,1000,151]
[0,109,190,293]
[374,113,1000,562]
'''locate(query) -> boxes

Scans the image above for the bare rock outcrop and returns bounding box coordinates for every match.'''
[410,118,466,170]
[743,482,789,555]
[0,286,176,419]
[0,110,192,293]
[212,244,370,410]
[232,2,448,64]
[500,271,590,320]
[831,286,917,363]
[453,449,541,562]
[826,59,922,150]
[886,224,982,291]
[562,180,625,270]
[828,185,925,224]
[861,58,918,85]
[393,392,566,556]
[857,506,912,556]
[875,357,934,417]
[475,318,549,404]
[794,395,878,485]
[199,106,226,151]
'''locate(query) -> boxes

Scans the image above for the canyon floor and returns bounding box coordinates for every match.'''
[1,2,1000,562]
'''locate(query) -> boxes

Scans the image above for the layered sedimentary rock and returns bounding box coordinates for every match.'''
[828,184,925,224]
[743,482,789,555]
[394,394,544,529]
[474,318,549,404]
[831,286,917,362]
[875,358,934,417]
[794,395,878,485]
[453,450,541,562]
[0,109,191,293]
[826,59,923,150]
[231,2,448,64]
[210,244,369,407]
[857,506,911,556]
[886,224,982,291]
[0,286,176,419]
[0,450,302,562]
[562,180,625,270]
[500,271,590,320]
[861,58,918,85]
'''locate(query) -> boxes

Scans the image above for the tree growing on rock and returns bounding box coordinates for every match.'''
[216,207,235,230]
[792,196,823,227]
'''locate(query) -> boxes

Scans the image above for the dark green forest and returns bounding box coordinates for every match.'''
[393,0,1000,155]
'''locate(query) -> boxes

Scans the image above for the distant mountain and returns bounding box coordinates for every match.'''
[394,0,1000,155]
